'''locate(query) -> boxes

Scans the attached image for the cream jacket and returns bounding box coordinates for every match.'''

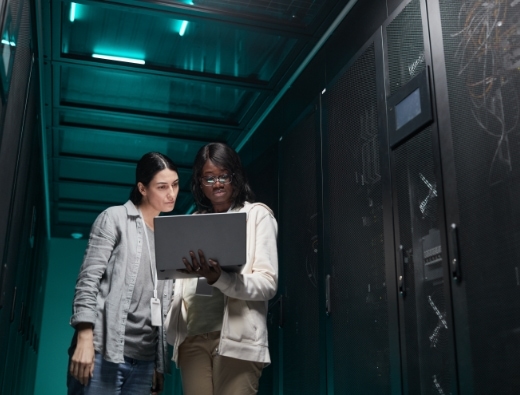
[165,201,278,366]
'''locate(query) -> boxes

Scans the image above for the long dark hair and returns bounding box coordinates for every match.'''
[129,152,178,205]
[191,143,255,212]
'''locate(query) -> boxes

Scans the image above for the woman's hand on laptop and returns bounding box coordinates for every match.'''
[182,249,222,284]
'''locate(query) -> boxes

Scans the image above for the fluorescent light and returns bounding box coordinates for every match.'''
[70,3,76,22]
[92,54,145,65]
[1,39,15,46]
[179,21,188,36]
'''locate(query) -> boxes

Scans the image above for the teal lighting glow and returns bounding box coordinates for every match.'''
[235,0,359,153]
[1,39,15,46]
[92,54,145,65]
[71,232,83,239]
[70,2,76,22]
[179,21,188,36]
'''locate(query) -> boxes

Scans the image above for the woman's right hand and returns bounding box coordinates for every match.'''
[182,249,222,284]
[69,323,95,386]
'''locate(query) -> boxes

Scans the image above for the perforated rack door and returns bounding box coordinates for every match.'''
[393,128,453,394]
[279,108,320,395]
[386,0,426,96]
[385,0,455,393]
[437,1,520,393]
[322,40,391,393]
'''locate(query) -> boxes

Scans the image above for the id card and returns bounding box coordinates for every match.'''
[150,297,162,326]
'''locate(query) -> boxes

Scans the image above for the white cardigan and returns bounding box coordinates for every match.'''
[165,202,278,365]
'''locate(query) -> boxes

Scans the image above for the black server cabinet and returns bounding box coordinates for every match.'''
[276,0,520,393]
[320,33,393,394]
[431,0,520,393]
[278,108,322,395]
[383,0,458,394]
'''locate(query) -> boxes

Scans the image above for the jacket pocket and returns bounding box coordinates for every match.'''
[223,298,258,342]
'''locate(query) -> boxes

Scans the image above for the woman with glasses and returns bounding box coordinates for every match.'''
[165,142,278,395]
[67,152,179,395]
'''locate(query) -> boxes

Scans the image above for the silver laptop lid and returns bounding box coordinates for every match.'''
[154,212,246,280]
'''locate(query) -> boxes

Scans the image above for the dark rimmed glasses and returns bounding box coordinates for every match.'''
[200,174,233,186]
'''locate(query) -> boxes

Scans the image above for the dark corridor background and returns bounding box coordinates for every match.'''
[1,0,520,394]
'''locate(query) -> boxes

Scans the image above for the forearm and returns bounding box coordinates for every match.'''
[74,322,94,345]
[70,323,96,385]
[213,270,277,301]
[212,214,278,301]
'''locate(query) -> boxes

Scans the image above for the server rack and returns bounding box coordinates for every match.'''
[274,0,520,393]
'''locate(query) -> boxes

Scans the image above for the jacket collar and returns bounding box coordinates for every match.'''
[124,200,140,217]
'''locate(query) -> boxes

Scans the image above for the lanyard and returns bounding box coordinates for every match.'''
[139,209,158,299]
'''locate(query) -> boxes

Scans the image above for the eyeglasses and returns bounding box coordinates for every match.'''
[200,174,233,186]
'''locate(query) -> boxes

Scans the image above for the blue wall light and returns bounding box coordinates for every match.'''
[92,54,145,65]
[70,2,76,22]
[179,20,189,36]
[174,1,192,36]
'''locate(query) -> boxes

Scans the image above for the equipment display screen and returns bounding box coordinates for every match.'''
[395,88,421,130]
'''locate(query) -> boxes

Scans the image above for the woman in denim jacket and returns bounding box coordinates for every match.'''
[67,152,179,395]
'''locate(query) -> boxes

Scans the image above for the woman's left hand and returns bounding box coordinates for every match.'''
[182,249,222,284]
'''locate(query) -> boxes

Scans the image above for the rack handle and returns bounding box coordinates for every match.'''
[279,295,284,328]
[399,245,406,297]
[451,223,461,282]
[325,274,331,316]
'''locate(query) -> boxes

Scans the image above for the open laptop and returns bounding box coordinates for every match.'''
[154,212,247,280]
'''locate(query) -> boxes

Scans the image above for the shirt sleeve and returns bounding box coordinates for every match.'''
[69,210,117,327]
[212,206,278,301]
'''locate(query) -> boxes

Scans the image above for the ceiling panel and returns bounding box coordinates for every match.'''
[54,157,135,185]
[36,0,353,238]
[56,181,131,203]
[56,108,237,141]
[158,0,326,26]
[55,128,207,167]
[58,65,261,122]
[54,157,193,191]
[61,2,300,82]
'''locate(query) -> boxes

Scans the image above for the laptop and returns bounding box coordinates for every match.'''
[154,212,247,280]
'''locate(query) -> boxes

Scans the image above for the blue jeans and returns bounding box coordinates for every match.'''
[67,353,155,395]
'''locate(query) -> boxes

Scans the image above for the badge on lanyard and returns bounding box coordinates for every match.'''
[150,290,162,327]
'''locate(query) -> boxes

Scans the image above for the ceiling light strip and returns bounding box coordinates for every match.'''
[234,0,359,153]
[179,21,188,36]
[70,2,76,22]
[92,54,145,65]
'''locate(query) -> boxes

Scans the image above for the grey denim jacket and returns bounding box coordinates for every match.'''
[69,200,173,373]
